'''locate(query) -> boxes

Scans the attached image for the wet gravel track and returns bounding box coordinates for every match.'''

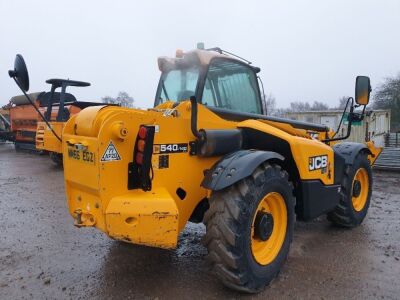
[0,142,399,299]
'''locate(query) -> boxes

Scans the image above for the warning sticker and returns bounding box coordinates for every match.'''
[101,141,121,162]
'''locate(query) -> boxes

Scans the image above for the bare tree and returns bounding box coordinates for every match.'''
[337,96,350,109]
[101,96,118,105]
[265,93,276,115]
[287,101,329,112]
[289,101,311,112]
[102,91,135,108]
[116,91,134,108]
[373,73,400,130]
[311,101,329,111]
[273,108,287,117]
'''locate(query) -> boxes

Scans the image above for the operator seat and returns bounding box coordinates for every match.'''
[177,90,195,101]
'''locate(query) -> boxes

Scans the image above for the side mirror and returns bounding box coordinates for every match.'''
[355,76,371,106]
[8,54,30,92]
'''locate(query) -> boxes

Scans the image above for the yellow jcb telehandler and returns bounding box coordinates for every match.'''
[9,46,381,293]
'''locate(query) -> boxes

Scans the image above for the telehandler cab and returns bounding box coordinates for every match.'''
[9,46,381,293]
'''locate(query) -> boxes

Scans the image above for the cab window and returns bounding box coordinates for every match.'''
[202,59,261,114]
[157,67,199,104]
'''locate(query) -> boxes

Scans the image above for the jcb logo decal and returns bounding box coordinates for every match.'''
[309,155,328,171]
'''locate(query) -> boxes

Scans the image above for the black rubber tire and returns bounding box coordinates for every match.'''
[327,152,372,227]
[14,143,21,151]
[49,152,63,167]
[203,163,295,293]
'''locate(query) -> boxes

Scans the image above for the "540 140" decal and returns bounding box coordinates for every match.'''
[153,143,188,154]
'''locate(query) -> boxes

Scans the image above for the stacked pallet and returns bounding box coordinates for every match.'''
[374,133,400,171]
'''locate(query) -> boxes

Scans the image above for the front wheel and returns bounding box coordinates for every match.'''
[328,152,372,227]
[203,163,295,293]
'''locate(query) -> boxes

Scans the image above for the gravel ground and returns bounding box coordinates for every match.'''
[0,142,399,299]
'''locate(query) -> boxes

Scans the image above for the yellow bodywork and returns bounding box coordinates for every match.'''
[366,141,382,164]
[62,101,381,249]
[36,121,64,153]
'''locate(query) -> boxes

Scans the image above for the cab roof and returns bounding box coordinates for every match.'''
[157,48,260,73]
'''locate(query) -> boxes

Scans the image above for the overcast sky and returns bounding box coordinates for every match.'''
[1,0,399,108]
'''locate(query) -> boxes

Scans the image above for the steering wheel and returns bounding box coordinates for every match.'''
[46,78,91,88]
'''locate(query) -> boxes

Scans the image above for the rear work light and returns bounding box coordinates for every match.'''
[137,139,146,153]
[135,152,143,165]
[138,126,147,139]
[128,125,156,191]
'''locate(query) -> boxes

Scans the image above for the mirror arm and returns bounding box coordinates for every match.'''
[323,98,355,143]
[324,76,370,144]
[328,102,368,143]
[339,105,354,140]
[360,105,367,120]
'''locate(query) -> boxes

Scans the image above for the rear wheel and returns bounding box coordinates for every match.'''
[49,152,63,166]
[203,163,295,293]
[14,142,21,151]
[328,153,372,227]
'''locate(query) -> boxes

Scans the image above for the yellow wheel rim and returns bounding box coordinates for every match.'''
[352,168,369,212]
[251,192,287,265]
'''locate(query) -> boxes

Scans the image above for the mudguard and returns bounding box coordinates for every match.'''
[201,149,284,191]
[333,142,372,165]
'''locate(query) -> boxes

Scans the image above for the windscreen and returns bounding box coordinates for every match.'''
[156,67,200,104]
[202,59,262,114]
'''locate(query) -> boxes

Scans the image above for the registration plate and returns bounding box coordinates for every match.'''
[67,148,95,164]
